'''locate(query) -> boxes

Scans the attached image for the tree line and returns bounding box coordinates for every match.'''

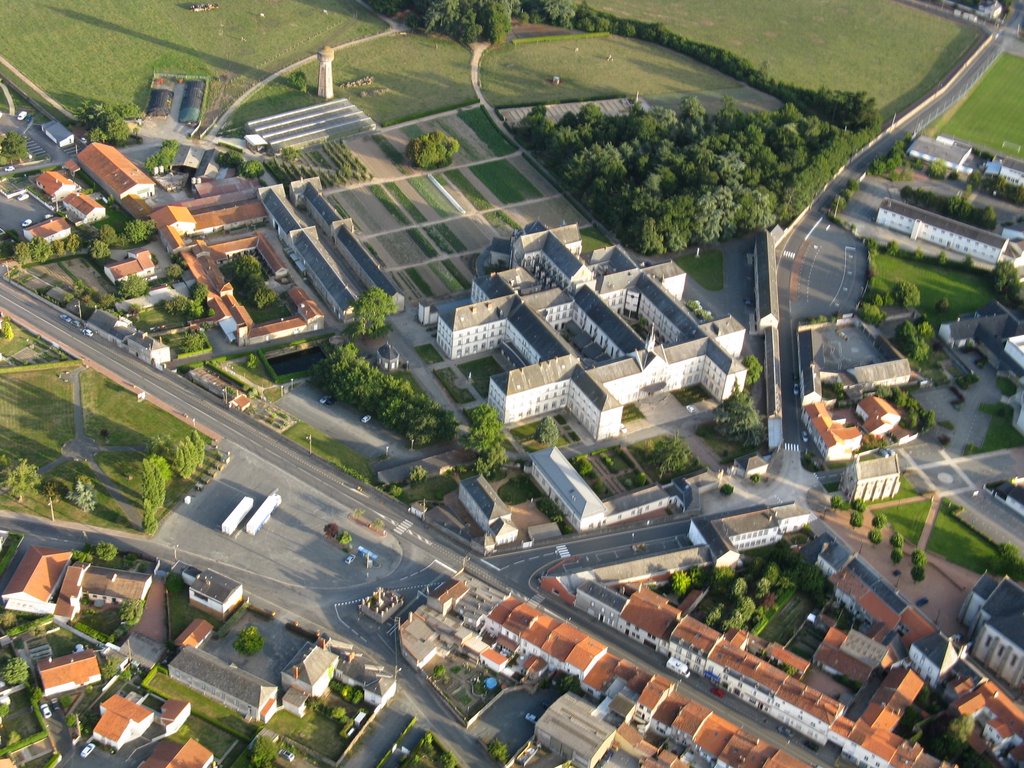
[516,98,871,254]
[899,186,997,231]
[313,344,457,447]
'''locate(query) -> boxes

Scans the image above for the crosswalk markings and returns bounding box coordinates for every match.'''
[555,544,571,558]
[395,520,413,534]
[783,442,800,452]
[783,250,796,259]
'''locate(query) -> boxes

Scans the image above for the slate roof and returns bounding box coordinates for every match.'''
[284,642,337,688]
[508,299,573,360]
[170,647,274,707]
[260,186,304,234]
[911,632,958,670]
[574,286,645,354]
[334,223,399,295]
[576,580,628,613]
[294,230,354,311]
[634,274,701,342]
[190,570,241,604]
[303,183,341,227]
[755,229,779,324]
[979,578,1024,647]
[880,198,1008,249]
[461,475,509,523]
[530,447,604,523]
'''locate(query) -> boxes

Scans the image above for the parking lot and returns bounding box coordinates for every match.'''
[469,686,561,755]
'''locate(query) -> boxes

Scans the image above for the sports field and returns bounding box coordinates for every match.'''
[933,54,1024,158]
[481,35,778,111]
[0,0,383,112]
[584,0,978,118]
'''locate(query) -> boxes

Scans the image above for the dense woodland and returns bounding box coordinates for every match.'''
[517,99,870,254]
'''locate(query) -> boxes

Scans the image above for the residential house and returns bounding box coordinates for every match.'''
[188,570,244,618]
[140,739,214,768]
[426,578,469,617]
[175,618,214,648]
[803,402,862,462]
[952,679,1024,763]
[691,505,815,552]
[37,650,102,697]
[23,218,72,243]
[960,574,1024,691]
[168,647,278,722]
[535,693,616,768]
[909,632,963,687]
[801,532,852,577]
[2,546,72,615]
[63,192,106,225]
[77,143,156,201]
[856,396,901,437]
[103,248,157,284]
[52,563,152,621]
[334,651,398,707]
[991,481,1024,518]
[160,700,191,735]
[92,694,155,751]
[619,589,682,656]
[841,452,901,502]
[813,627,892,685]
[399,612,440,669]
[34,170,79,202]
[281,642,338,698]
[126,331,172,369]
[459,475,517,546]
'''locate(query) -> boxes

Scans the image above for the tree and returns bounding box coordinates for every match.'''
[407,130,460,169]
[240,160,265,179]
[119,599,144,626]
[731,577,748,598]
[4,459,39,502]
[754,576,772,599]
[249,736,277,768]
[439,751,458,768]
[408,465,428,484]
[351,287,397,337]
[251,285,277,309]
[891,546,904,563]
[850,509,863,528]
[66,476,96,513]
[465,404,506,477]
[936,296,950,313]
[947,714,974,746]
[0,132,29,163]
[246,353,259,370]
[90,239,111,262]
[742,354,763,385]
[670,570,691,597]
[487,739,510,763]
[543,0,576,26]
[118,274,150,300]
[653,435,695,480]
[93,541,118,561]
[288,70,308,93]
[432,663,448,682]
[893,280,920,307]
[339,530,352,546]
[872,512,888,529]
[178,330,209,354]
[123,219,156,246]
[141,454,169,516]
[234,625,265,656]
[144,139,180,174]
[911,549,927,582]
[713,389,766,447]
[0,317,13,341]
[994,260,1021,304]
[868,528,883,545]
[74,101,140,146]
[535,416,560,447]
[890,531,904,549]
[0,657,29,686]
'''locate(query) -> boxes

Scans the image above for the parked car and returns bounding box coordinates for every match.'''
[59,314,71,322]
[361,415,371,424]
[524,713,537,723]
[916,597,929,607]
[279,749,295,763]
[319,395,334,405]
[711,686,726,698]
[686,405,696,414]
[80,743,96,758]
[20,219,31,227]
[40,702,52,718]
[16,193,28,201]
[344,554,356,565]
[82,328,94,337]
[2,165,14,172]
[16,111,28,121]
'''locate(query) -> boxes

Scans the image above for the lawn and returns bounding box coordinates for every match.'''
[978,403,1024,453]
[996,377,1018,397]
[0,0,383,113]
[580,226,612,253]
[458,107,516,156]
[165,573,223,640]
[269,709,348,760]
[283,421,373,480]
[926,500,1001,574]
[0,367,76,465]
[457,356,503,396]
[934,54,1024,157]
[6,459,133,530]
[95,450,193,517]
[481,35,752,110]
[168,716,240,761]
[228,78,320,132]
[498,474,542,505]
[878,498,932,546]
[672,386,709,407]
[134,304,184,333]
[584,0,978,118]
[869,251,993,325]
[695,422,750,463]
[433,367,474,404]
[400,474,458,504]
[443,169,491,210]
[674,249,724,291]
[415,344,444,365]
[81,370,195,446]
[470,159,542,205]
[145,670,255,740]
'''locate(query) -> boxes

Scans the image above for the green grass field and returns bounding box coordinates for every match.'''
[471,159,541,204]
[8,459,131,530]
[870,252,993,325]
[458,107,516,156]
[978,403,1024,453]
[879,499,931,546]
[283,421,372,480]
[935,54,1024,157]
[240,34,475,126]
[674,250,724,291]
[0,368,75,465]
[482,35,760,110]
[0,0,383,112]
[584,0,978,118]
[228,78,320,133]
[443,169,491,210]
[580,227,612,253]
[146,670,256,740]
[269,709,348,760]
[81,370,194,446]
[926,500,1000,573]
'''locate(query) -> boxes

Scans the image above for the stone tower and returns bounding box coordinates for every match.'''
[317,46,334,100]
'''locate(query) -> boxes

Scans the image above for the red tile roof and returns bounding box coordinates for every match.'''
[3,546,71,602]
[94,694,153,742]
[37,650,101,693]
[78,143,154,198]
[64,192,105,216]
[26,218,72,239]
[141,738,214,768]
[174,618,214,648]
[621,588,681,641]
[35,170,76,197]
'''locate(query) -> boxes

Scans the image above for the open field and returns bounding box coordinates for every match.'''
[0,368,75,465]
[869,252,993,325]
[240,34,475,127]
[81,370,194,446]
[481,35,775,111]
[5,459,131,530]
[0,0,383,112]
[228,78,320,134]
[977,403,1024,453]
[583,0,978,118]
[269,709,348,760]
[880,499,931,546]
[926,500,1000,574]
[933,54,1024,157]
[146,670,256,740]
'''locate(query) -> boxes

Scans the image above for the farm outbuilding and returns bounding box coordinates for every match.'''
[147,86,173,117]
[178,80,206,124]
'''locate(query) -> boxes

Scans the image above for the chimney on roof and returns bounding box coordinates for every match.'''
[292,665,300,679]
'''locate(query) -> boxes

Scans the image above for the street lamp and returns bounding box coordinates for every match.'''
[306,434,312,455]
